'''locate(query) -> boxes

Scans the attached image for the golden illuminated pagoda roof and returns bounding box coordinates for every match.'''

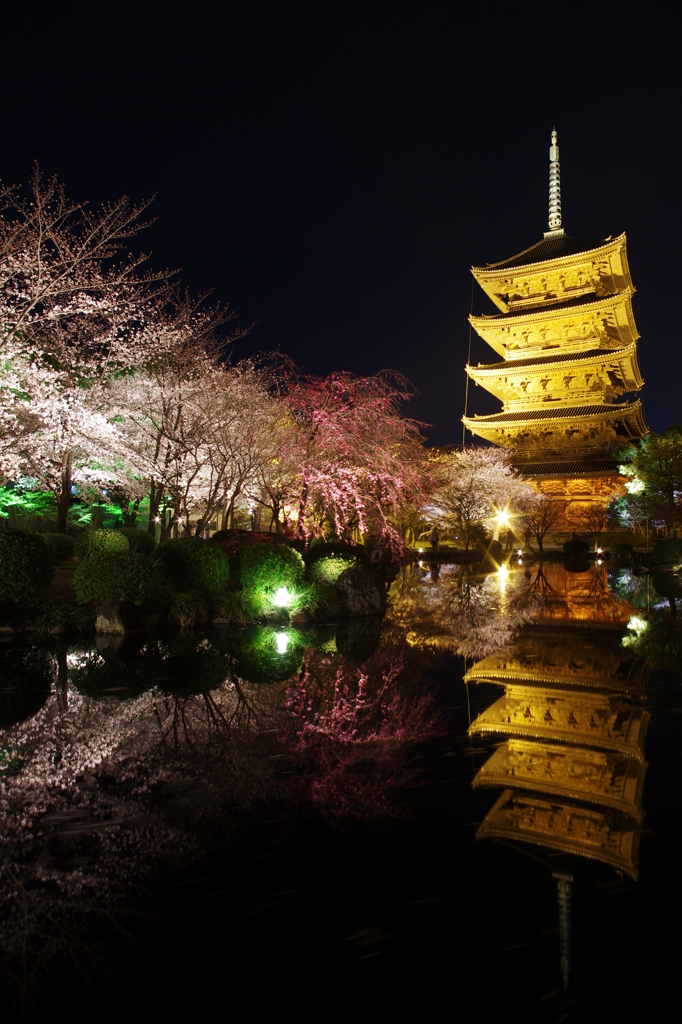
[472,739,647,821]
[472,233,633,313]
[464,627,650,698]
[466,341,643,408]
[469,288,638,360]
[462,399,646,458]
[475,788,642,879]
[468,685,648,759]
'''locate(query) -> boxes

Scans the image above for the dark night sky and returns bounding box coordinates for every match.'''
[3,1,681,443]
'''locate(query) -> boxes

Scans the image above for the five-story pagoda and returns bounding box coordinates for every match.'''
[462,130,646,510]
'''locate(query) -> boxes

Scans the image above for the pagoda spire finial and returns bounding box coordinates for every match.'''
[547,127,563,234]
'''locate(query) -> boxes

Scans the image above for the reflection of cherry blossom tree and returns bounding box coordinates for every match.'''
[389,565,530,660]
[0,648,282,995]
[281,644,443,823]
[0,629,444,994]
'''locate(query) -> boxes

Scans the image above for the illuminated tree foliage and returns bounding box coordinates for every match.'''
[283,370,430,554]
[616,428,682,533]
[0,167,168,530]
[424,446,526,549]
[1,172,430,551]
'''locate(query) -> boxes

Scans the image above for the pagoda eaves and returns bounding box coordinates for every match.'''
[462,400,646,461]
[469,287,639,360]
[466,341,644,408]
[472,232,633,313]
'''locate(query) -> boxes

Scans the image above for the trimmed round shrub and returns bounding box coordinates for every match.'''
[652,572,682,600]
[211,529,233,543]
[563,539,590,557]
[0,528,55,602]
[157,537,230,594]
[239,541,304,594]
[73,551,160,606]
[41,532,76,562]
[121,528,155,555]
[76,528,129,559]
[652,539,682,565]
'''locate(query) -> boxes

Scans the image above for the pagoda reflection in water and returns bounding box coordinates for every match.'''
[466,568,649,989]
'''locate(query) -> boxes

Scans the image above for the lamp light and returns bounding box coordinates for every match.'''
[275,632,289,654]
[274,587,289,607]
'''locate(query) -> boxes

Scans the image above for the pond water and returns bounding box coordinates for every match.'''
[2,563,681,1021]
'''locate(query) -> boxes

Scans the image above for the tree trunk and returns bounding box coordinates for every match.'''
[147,479,160,536]
[536,532,544,552]
[123,498,141,529]
[296,483,309,538]
[161,510,172,542]
[56,454,72,534]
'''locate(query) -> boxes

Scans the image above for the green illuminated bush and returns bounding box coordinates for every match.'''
[306,554,358,586]
[76,528,129,559]
[0,528,55,602]
[121,528,156,555]
[239,541,304,594]
[305,540,369,567]
[157,537,230,594]
[72,551,160,606]
[240,579,327,619]
[41,533,76,562]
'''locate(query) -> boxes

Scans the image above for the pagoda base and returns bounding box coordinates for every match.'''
[515,460,626,529]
